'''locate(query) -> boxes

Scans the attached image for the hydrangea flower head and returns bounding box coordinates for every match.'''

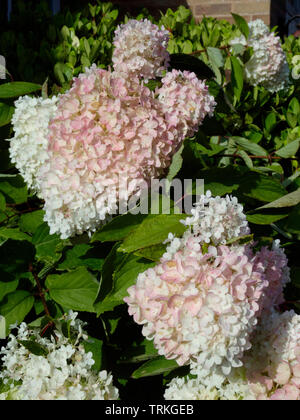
[165,310,299,400]
[34,65,215,239]
[231,19,290,92]
[125,231,267,374]
[112,19,170,80]
[38,66,181,238]
[182,191,250,245]
[0,313,119,400]
[157,70,216,139]
[9,22,215,239]
[8,95,58,191]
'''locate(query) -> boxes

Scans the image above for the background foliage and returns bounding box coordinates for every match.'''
[0,1,299,400]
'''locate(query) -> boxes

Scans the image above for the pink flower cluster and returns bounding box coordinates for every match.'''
[11,19,213,239]
[125,194,292,386]
[112,19,170,80]
[37,62,215,238]
[253,240,290,314]
[157,70,216,138]
[125,235,266,372]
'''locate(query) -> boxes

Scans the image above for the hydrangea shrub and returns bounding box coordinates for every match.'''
[0,8,299,401]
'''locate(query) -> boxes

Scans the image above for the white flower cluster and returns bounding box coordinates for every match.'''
[164,372,256,400]
[245,309,300,377]
[182,190,250,245]
[8,95,58,191]
[231,19,290,92]
[165,310,300,400]
[0,313,119,400]
[112,19,170,80]
[164,377,220,400]
[248,19,270,39]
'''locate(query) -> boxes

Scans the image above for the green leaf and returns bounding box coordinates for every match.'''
[0,228,31,242]
[230,56,243,101]
[237,150,253,169]
[208,26,220,47]
[46,267,99,312]
[197,167,244,196]
[120,340,158,364]
[182,40,193,54]
[231,136,267,156]
[226,234,254,246]
[0,290,34,336]
[131,357,178,379]
[275,139,300,158]
[0,240,35,279]
[108,9,118,20]
[60,25,70,40]
[32,223,66,264]
[144,80,161,92]
[0,193,5,211]
[112,255,154,301]
[95,253,155,316]
[96,243,126,305]
[255,188,300,210]
[246,210,289,225]
[134,243,167,262]
[54,62,66,84]
[0,316,5,339]
[0,103,14,127]
[54,63,73,84]
[41,78,48,99]
[232,13,249,39]
[239,173,287,202]
[167,144,184,182]
[18,340,48,357]
[0,175,28,204]
[19,210,45,234]
[231,43,245,56]
[207,47,224,83]
[286,112,298,129]
[0,279,18,301]
[207,47,224,68]
[0,82,41,98]
[288,97,300,115]
[83,337,103,372]
[281,204,300,234]
[265,113,277,133]
[84,39,91,57]
[57,244,104,271]
[91,213,147,243]
[119,214,187,254]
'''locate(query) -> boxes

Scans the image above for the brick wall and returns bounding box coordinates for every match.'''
[110,0,271,24]
[189,0,271,24]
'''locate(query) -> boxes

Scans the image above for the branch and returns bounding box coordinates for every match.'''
[29,263,51,319]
